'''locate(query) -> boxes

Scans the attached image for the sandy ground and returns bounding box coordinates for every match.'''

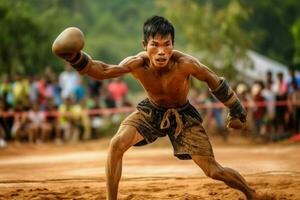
[0,136,300,200]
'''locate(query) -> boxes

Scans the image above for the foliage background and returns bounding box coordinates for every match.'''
[1,0,300,89]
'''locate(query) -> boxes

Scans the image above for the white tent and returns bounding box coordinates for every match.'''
[236,50,289,82]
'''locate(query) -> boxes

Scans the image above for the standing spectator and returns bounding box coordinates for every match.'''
[12,73,30,108]
[287,64,300,93]
[266,70,274,88]
[51,77,62,107]
[74,78,87,103]
[59,64,79,99]
[29,74,39,104]
[107,78,128,107]
[288,80,300,135]
[262,74,276,141]
[0,74,14,108]
[44,65,57,85]
[88,78,103,98]
[287,65,300,135]
[273,72,289,140]
[251,81,267,139]
[102,84,116,108]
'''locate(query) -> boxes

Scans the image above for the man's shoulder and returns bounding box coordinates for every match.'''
[172,50,198,65]
[120,51,147,68]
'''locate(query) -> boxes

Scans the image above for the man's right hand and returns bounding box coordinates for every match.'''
[227,102,247,129]
[52,27,91,72]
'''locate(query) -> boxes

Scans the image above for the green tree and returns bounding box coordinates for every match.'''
[292,18,300,67]
[0,0,77,75]
[240,0,300,65]
[158,0,253,83]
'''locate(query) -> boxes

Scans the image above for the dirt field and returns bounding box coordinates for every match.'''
[0,136,300,200]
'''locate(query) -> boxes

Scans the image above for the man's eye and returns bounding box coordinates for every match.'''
[151,44,158,47]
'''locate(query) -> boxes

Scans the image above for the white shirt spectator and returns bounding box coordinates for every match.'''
[59,66,79,99]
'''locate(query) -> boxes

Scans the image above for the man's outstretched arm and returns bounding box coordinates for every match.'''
[52,27,143,80]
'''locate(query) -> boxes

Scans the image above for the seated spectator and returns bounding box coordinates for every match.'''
[57,97,87,143]
[44,98,60,143]
[0,100,8,147]
[57,97,73,142]
[11,103,28,143]
[89,97,104,139]
[0,106,6,147]
[27,102,51,143]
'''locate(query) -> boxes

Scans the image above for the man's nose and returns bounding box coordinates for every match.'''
[158,48,165,55]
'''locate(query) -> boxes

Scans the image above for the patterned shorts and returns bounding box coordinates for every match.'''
[122,98,214,160]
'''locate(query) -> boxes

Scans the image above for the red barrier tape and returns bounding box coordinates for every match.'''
[0,100,299,117]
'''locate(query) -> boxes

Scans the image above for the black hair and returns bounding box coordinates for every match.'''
[289,64,295,71]
[143,16,175,44]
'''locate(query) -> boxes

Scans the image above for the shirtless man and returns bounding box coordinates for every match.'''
[52,15,256,200]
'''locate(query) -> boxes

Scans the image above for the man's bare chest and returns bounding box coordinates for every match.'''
[134,69,189,93]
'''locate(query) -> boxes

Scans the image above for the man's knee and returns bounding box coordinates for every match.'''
[198,158,224,179]
[109,136,129,156]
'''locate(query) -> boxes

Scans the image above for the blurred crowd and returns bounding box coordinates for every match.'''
[0,64,299,148]
[0,65,130,148]
[190,65,300,142]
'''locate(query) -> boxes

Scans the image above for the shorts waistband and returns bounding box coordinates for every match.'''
[147,98,190,112]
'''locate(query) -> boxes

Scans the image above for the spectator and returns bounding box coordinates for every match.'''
[0,74,14,108]
[89,97,104,139]
[0,99,13,141]
[44,98,61,144]
[59,64,79,99]
[251,81,267,139]
[51,77,62,107]
[57,97,73,142]
[11,103,28,143]
[29,74,39,104]
[106,78,128,107]
[74,78,87,103]
[273,72,289,140]
[287,64,300,93]
[288,80,300,135]
[88,78,103,98]
[0,100,7,148]
[12,73,30,108]
[27,102,48,143]
[102,85,116,108]
[262,74,276,141]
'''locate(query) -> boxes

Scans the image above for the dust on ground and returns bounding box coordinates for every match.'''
[0,136,299,200]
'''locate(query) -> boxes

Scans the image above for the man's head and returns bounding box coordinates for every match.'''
[289,64,296,77]
[143,16,175,68]
[143,16,175,45]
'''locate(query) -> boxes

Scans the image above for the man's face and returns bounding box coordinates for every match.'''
[143,34,173,68]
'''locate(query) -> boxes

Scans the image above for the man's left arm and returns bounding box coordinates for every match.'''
[188,57,247,129]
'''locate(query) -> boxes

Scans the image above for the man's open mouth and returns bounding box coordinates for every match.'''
[156,58,167,63]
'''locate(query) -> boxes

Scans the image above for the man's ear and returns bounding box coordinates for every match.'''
[142,40,147,50]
